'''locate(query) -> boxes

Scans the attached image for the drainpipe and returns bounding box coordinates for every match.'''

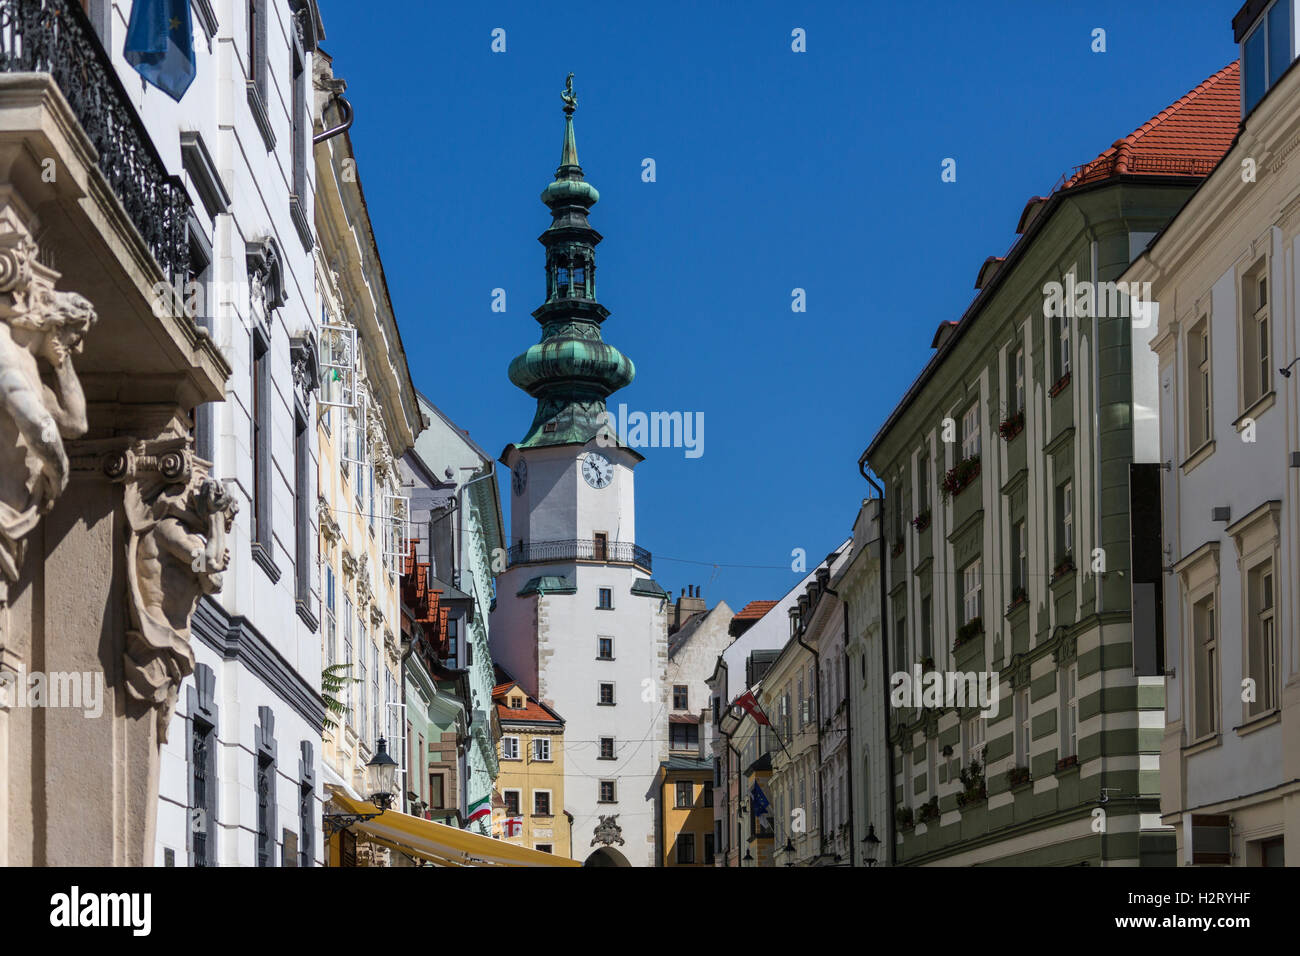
[728,739,743,867]
[859,457,894,866]
[842,600,856,867]
[400,629,416,814]
[314,94,354,145]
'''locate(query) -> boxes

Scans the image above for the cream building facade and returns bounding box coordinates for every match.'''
[1125,0,1300,866]
[312,51,422,851]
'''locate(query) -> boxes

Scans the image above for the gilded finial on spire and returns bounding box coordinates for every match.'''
[561,72,577,114]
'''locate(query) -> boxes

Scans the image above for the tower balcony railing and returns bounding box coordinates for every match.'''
[0,0,193,282]
[508,538,651,573]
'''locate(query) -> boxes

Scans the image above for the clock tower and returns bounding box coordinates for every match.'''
[491,76,669,867]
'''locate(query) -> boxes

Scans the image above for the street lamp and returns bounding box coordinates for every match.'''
[862,823,881,867]
[366,736,399,810]
[1280,357,1300,378]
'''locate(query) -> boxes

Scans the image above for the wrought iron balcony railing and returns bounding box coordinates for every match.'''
[508,538,651,572]
[0,0,192,281]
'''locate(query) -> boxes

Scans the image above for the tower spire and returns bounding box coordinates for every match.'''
[508,75,634,448]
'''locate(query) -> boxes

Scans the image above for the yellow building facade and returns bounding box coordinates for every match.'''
[658,756,715,866]
[492,676,571,858]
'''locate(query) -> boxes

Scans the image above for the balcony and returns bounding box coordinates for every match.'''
[0,0,192,281]
[508,538,652,573]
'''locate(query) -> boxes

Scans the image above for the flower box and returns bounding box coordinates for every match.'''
[1004,587,1028,615]
[910,510,932,533]
[1048,372,1071,398]
[998,410,1025,441]
[1006,765,1032,788]
[916,797,939,824]
[953,616,983,652]
[1050,553,1075,584]
[895,805,914,831]
[1055,754,1078,772]
[891,535,905,558]
[941,455,981,501]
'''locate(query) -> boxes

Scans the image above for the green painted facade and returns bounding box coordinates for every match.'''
[865,175,1195,866]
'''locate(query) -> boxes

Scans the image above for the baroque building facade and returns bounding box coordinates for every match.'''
[0,0,336,866]
[489,78,669,866]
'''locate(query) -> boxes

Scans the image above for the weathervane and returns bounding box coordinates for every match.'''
[561,72,577,114]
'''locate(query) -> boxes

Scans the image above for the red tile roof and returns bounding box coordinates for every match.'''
[493,675,563,724]
[733,600,778,622]
[1061,62,1240,190]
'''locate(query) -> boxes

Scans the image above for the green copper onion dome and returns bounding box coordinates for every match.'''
[510,74,634,448]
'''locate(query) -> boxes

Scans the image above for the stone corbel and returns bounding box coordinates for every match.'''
[290,329,320,396]
[91,431,237,742]
[0,222,97,593]
[369,603,384,629]
[246,237,287,317]
[318,494,341,546]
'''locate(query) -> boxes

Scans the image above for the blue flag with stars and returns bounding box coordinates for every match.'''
[123,0,196,101]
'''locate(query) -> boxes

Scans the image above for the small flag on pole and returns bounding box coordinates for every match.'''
[467,794,492,826]
[124,0,197,101]
[733,690,770,725]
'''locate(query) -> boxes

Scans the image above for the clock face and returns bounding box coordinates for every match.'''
[512,458,528,496]
[582,452,613,489]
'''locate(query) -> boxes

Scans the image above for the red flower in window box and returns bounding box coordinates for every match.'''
[1050,553,1075,584]
[1055,754,1078,772]
[910,509,932,532]
[1004,587,1028,615]
[940,455,981,501]
[998,409,1025,441]
[1048,372,1071,398]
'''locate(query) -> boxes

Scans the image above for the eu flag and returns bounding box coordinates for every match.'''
[123,0,196,101]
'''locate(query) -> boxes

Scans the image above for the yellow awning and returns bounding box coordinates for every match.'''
[329,793,579,867]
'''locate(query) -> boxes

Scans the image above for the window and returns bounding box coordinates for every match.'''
[704,833,715,864]
[533,737,551,761]
[1243,0,1293,113]
[535,844,553,854]
[502,736,519,760]
[962,558,982,625]
[1012,521,1027,593]
[299,775,314,868]
[893,611,907,674]
[294,410,312,614]
[1247,563,1277,717]
[1056,481,1074,561]
[510,695,524,710]
[358,624,368,744]
[428,774,445,810]
[673,685,689,710]
[533,791,551,816]
[598,587,613,609]
[676,780,694,808]
[188,224,215,462]
[1014,345,1025,412]
[190,717,216,866]
[290,37,310,247]
[670,722,699,752]
[445,617,458,667]
[598,682,615,705]
[248,0,267,98]
[324,566,336,667]
[677,833,696,864]
[370,643,380,748]
[961,403,980,460]
[1059,311,1071,380]
[1242,263,1272,408]
[962,715,985,765]
[503,790,521,816]
[1059,664,1078,759]
[599,737,615,759]
[599,780,616,803]
[1016,686,1031,767]
[1188,317,1212,450]
[926,737,938,799]
[917,452,930,511]
[593,531,608,560]
[256,753,274,867]
[704,786,714,808]
[598,636,614,660]
[920,595,933,660]
[251,327,272,558]
[343,597,354,723]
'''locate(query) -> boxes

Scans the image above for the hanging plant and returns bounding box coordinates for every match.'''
[941,455,981,500]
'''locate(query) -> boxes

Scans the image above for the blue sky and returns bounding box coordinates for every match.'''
[317,0,1238,613]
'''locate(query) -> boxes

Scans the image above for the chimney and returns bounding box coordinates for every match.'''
[668,584,707,636]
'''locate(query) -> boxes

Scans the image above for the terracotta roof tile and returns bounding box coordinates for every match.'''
[1061,61,1240,190]
[734,600,778,622]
